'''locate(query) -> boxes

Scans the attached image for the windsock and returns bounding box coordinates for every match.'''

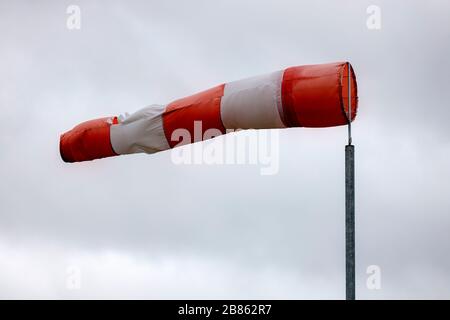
[60,61,358,163]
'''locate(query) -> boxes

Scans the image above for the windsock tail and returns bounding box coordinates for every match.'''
[60,117,118,163]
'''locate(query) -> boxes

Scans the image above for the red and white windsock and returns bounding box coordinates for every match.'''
[60,61,358,163]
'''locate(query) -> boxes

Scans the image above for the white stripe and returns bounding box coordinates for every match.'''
[110,104,170,155]
[220,70,285,129]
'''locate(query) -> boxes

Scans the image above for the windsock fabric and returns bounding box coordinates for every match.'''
[60,61,358,163]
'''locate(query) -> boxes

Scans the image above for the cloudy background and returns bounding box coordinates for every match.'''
[1,0,450,299]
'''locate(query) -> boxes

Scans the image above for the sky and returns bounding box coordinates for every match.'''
[1,0,450,299]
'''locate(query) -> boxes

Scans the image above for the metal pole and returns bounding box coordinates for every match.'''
[345,144,355,300]
[345,62,355,300]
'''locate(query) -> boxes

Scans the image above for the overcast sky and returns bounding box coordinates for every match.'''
[1,0,450,299]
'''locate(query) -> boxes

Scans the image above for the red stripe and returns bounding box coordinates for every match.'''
[162,84,225,148]
[281,62,356,128]
[60,117,117,162]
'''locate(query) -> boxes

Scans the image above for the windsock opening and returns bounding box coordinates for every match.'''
[340,62,358,123]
